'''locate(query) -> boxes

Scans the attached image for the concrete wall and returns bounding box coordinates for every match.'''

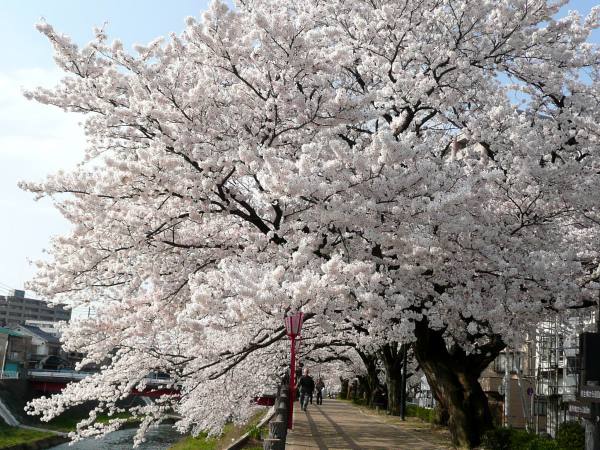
[0,379,34,423]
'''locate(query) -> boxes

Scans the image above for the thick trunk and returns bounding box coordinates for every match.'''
[379,343,406,416]
[385,369,402,415]
[339,378,349,400]
[413,320,505,449]
[355,349,380,408]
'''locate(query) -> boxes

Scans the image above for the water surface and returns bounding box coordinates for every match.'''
[49,425,183,449]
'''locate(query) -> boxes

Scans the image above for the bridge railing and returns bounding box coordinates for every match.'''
[27,369,178,387]
[28,369,93,380]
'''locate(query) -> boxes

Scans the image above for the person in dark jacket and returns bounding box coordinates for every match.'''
[315,378,325,405]
[296,368,315,411]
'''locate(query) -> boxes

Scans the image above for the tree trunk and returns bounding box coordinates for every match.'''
[355,349,380,408]
[413,320,505,449]
[339,378,349,400]
[379,343,406,416]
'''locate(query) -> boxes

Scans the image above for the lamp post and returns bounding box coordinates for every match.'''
[284,312,304,430]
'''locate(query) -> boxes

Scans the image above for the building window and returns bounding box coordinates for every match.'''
[534,398,547,416]
[494,353,523,373]
[567,356,579,376]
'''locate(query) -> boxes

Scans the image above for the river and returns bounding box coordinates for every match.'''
[48,425,183,449]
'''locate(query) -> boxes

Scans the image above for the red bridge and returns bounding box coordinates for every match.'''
[27,370,180,398]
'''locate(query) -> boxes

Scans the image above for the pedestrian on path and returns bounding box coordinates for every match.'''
[315,378,325,405]
[296,368,315,411]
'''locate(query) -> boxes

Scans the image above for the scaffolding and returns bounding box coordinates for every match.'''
[531,310,597,437]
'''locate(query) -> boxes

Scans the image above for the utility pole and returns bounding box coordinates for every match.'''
[504,349,510,427]
[400,345,408,420]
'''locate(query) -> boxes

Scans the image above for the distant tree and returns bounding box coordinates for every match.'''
[23,1,600,447]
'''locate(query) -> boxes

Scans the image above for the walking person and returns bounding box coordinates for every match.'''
[315,378,325,405]
[296,368,315,412]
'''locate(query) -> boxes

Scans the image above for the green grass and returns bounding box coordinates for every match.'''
[168,432,220,450]
[169,410,267,450]
[0,423,55,449]
[168,426,233,450]
[406,404,436,423]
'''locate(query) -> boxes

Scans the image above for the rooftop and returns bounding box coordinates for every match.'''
[0,327,23,337]
[16,324,60,344]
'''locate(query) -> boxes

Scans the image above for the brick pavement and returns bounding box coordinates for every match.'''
[286,399,453,450]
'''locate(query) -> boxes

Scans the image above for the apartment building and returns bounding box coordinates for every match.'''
[479,310,597,437]
[0,289,70,326]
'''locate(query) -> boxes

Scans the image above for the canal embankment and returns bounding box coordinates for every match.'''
[0,377,270,450]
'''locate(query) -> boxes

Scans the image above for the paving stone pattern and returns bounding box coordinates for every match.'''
[286,399,453,450]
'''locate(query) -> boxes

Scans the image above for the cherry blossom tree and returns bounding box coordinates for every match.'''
[22,0,600,447]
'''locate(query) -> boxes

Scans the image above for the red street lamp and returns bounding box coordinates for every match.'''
[284,312,304,429]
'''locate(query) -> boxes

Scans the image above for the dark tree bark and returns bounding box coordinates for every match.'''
[339,377,349,399]
[355,349,379,407]
[378,342,408,416]
[413,319,505,449]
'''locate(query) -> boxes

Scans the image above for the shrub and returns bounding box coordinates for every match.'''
[556,421,585,450]
[405,404,435,422]
[351,397,367,406]
[482,428,514,450]
[526,439,559,450]
[482,428,559,450]
[247,424,262,440]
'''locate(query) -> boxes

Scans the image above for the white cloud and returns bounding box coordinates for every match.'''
[0,67,86,297]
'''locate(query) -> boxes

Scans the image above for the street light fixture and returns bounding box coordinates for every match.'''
[284,312,304,429]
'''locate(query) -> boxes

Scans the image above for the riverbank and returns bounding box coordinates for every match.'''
[0,377,268,450]
[0,377,150,448]
[0,423,67,450]
[169,409,268,450]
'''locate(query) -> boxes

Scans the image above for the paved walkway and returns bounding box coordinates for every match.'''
[286,399,453,450]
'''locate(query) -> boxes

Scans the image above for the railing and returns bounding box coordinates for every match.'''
[27,369,177,386]
[28,369,93,380]
[0,370,19,379]
[262,381,290,450]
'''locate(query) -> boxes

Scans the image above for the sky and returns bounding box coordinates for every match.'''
[0,0,598,299]
[0,0,212,298]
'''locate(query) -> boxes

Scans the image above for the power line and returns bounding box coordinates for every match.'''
[0,281,17,291]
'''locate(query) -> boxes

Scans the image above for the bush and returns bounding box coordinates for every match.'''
[556,421,585,450]
[482,428,514,450]
[482,428,559,450]
[351,397,367,406]
[247,424,263,440]
[405,404,435,422]
[527,440,559,450]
